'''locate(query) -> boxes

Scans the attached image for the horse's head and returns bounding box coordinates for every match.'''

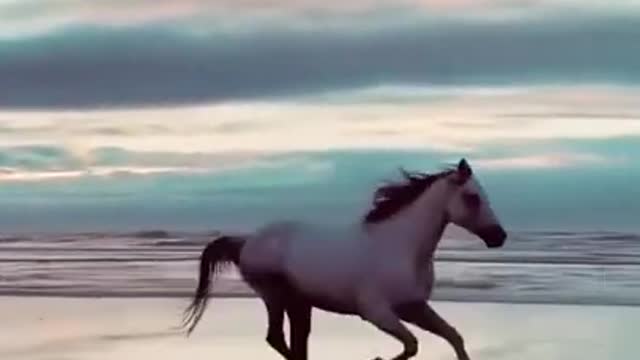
[445,158,507,248]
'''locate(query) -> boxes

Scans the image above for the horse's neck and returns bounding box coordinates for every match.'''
[374,180,450,261]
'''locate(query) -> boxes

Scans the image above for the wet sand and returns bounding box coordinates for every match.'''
[0,297,637,360]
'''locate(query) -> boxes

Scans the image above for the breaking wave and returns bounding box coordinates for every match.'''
[1,230,639,306]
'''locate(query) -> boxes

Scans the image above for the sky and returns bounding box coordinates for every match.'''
[0,0,638,233]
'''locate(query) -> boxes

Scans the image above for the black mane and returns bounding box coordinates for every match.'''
[363,167,454,224]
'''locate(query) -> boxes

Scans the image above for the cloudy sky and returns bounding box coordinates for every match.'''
[0,0,638,232]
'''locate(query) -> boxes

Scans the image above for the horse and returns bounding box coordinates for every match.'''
[181,158,507,360]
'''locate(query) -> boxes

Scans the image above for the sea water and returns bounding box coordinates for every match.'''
[1,230,638,306]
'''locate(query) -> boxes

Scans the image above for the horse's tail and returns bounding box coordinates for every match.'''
[181,235,245,335]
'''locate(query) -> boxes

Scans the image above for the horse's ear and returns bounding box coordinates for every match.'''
[453,158,472,184]
[399,167,411,179]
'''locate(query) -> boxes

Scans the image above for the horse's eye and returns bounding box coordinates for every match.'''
[463,193,481,208]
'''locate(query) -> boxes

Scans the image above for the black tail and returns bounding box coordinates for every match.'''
[181,235,244,335]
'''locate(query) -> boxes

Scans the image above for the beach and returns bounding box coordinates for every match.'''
[2,230,639,359]
[1,297,637,360]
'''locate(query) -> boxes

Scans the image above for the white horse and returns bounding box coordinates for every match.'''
[182,158,507,360]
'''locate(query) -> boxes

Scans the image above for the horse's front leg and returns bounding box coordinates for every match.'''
[395,301,470,360]
[360,303,418,360]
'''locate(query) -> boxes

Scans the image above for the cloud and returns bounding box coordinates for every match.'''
[0,144,266,182]
[3,1,640,36]
[0,166,210,182]
[474,153,615,169]
[0,85,639,160]
[0,84,636,184]
[0,145,77,170]
[2,13,640,108]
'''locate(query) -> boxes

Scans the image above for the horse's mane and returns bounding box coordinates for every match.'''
[363,167,455,224]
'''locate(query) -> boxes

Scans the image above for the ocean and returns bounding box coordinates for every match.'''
[2,229,639,306]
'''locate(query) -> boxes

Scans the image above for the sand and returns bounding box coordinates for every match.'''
[1,297,637,360]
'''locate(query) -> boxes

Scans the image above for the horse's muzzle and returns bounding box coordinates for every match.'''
[477,225,507,248]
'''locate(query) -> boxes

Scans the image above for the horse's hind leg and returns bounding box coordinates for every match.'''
[395,301,470,360]
[243,271,292,360]
[263,297,291,359]
[286,299,312,360]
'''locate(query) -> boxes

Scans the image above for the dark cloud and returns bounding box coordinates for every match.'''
[2,14,640,108]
